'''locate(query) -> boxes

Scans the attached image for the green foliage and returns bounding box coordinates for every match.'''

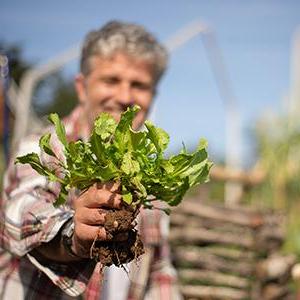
[15,105,212,209]
[248,115,300,258]
[284,205,300,257]
[250,117,300,210]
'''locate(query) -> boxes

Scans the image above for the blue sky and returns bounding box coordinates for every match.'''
[1,0,300,166]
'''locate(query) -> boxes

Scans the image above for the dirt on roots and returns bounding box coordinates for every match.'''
[90,207,144,267]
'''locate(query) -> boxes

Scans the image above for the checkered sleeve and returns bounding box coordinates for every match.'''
[1,134,95,296]
[2,134,72,255]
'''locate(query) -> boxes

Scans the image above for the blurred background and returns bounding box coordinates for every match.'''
[1,0,300,298]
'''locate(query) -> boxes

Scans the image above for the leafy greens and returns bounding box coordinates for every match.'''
[16,105,212,209]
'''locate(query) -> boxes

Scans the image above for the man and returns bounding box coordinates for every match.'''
[0,21,181,299]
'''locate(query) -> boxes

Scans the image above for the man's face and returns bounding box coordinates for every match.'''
[75,52,155,130]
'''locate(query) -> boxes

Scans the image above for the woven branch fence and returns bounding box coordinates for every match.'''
[170,198,296,300]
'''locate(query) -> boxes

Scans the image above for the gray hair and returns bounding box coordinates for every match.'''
[80,21,168,84]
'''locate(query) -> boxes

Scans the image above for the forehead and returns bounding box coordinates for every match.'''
[88,53,155,80]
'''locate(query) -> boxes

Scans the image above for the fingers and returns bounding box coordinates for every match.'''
[96,181,121,193]
[74,207,106,226]
[76,183,123,209]
[72,181,128,257]
[74,223,128,242]
[74,221,129,242]
[74,223,108,241]
[71,225,107,258]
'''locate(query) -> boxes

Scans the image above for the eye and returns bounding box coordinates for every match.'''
[102,77,119,85]
[132,81,152,91]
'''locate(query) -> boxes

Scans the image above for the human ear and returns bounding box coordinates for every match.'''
[74,73,87,104]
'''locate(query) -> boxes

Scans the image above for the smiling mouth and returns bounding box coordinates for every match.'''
[93,108,123,122]
[102,104,135,114]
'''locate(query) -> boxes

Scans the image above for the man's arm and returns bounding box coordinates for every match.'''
[1,135,122,296]
[34,182,123,262]
[1,135,71,257]
[33,218,82,262]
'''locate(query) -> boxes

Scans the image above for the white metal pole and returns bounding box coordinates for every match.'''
[201,31,243,205]
[288,26,300,125]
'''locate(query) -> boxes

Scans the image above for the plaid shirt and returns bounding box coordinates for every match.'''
[0,106,181,300]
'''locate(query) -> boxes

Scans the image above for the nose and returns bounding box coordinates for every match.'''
[117,83,133,106]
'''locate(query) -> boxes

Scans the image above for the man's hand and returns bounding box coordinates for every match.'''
[72,182,122,258]
[35,182,123,262]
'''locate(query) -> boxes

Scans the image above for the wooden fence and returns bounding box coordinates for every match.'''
[170,198,296,299]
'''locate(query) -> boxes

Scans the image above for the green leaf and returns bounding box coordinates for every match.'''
[160,160,174,174]
[114,106,140,153]
[53,186,68,207]
[39,133,56,157]
[121,152,140,176]
[181,141,187,154]
[90,131,106,163]
[122,186,133,205]
[15,153,50,177]
[130,175,147,199]
[48,113,69,151]
[94,113,117,140]
[15,152,65,184]
[168,177,190,206]
[130,130,147,151]
[144,120,169,154]
[197,138,208,150]
[188,161,213,186]
[16,106,212,210]
[94,163,119,182]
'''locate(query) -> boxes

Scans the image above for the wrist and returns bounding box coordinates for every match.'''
[61,218,82,260]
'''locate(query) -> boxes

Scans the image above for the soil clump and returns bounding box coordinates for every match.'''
[91,207,144,267]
